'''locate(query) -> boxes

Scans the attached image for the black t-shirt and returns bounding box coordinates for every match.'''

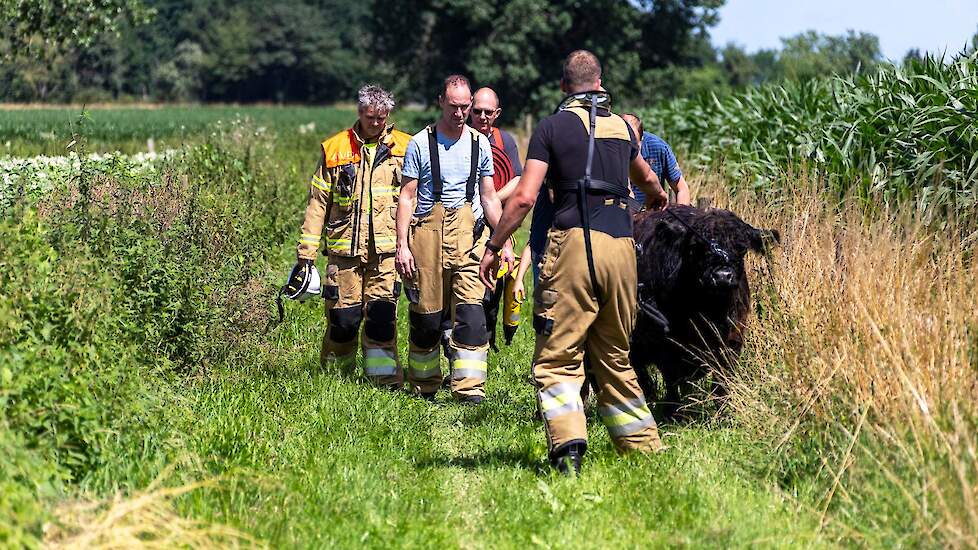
[526,108,639,238]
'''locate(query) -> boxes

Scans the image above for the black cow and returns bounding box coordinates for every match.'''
[630,204,779,419]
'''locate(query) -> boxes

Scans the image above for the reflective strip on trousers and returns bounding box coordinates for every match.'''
[373,235,396,247]
[539,382,585,420]
[328,238,352,251]
[364,348,398,377]
[373,186,399,197]
[451,348,487,381]
[325,352,355,370]
[599,397,656,437]
[409,349,441,379]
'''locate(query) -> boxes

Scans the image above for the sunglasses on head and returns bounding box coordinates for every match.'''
[471,108,497,116]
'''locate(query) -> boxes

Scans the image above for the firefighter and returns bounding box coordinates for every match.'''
[478,51,669,474]
[289,84,411,389]
[395,74,513,405]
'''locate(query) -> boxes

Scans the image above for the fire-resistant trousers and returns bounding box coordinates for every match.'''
[321,251,403,388]
[532,227,663,455]
[406,203,490,399]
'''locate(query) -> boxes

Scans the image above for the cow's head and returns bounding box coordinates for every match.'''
[652,209,780,295]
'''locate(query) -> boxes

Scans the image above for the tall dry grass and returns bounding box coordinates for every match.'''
[694,174,977,547]
[44,472,258,549]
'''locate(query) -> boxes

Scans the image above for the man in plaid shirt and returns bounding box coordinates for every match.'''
[622,113,690,206]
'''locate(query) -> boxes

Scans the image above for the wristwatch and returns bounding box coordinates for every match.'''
[485,241,502,254]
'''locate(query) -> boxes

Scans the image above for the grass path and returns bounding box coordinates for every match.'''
[169,289,829,548]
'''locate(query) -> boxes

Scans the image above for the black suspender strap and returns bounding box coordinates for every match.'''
[579,97,601,302]
[466,131,478,203]
[427,125,442,201]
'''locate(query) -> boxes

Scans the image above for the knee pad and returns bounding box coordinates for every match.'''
[409,310,442,349]
[328,305,363,343]
[363,300,396,342]
[453,303,488,347]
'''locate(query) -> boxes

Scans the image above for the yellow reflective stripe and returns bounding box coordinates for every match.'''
[327,238,351,250]
[453,358,486,372]
[299,233,321,245]
[409,349,441,379]
[365,352,396,368]
[372,187,399,197]
[600,402,653,428]
[333,195,352,206]
[311,175,329,191]
[373,235,396,245]
[540,392,577,413]
[409,350,439,367]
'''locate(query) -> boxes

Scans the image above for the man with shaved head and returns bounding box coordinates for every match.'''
[470,87,523,199]
[468,86,525,350]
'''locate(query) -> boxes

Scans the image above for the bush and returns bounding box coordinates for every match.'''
[0,119,287,544]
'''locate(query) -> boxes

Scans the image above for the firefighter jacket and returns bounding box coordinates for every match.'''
[298,124,411,260]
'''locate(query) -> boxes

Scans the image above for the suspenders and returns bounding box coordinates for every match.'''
[579,98,601,301]
[553,92,641,302]
[426,125,479,204]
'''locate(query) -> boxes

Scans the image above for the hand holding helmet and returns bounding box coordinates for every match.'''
[275,259,322,323]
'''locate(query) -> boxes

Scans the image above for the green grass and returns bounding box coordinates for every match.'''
[0,105,431,157]
[1,105,828,547]
[173,297,823,548]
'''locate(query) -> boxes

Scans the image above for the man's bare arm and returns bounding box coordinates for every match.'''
[673,174,691,205]
[395,177,418,277]
[479,175,504,229]
[480,159,547,289]
[487,159,546,249]
[630,155,667,210]
[495,176,521,202]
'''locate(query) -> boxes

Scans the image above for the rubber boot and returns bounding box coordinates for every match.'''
[550,441,586,476]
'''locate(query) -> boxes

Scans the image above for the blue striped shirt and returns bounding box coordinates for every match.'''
[632,131,682,203]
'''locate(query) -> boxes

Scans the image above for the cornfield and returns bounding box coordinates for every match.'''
[641,50,978,218]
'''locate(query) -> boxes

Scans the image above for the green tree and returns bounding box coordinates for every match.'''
[372,0,725,119]
[720,44,759,88]
[779,30,882,80]
[635,0,725,68]
[1,0,154,55]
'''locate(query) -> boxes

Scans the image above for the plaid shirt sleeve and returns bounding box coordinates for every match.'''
[641,132,682,185]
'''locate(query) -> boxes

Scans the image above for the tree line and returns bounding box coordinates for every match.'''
[2,0,901,119]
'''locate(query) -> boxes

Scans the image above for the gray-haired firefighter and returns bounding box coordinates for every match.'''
[479,50,669,474]
[395,74,513,405]
[287,84,411,388]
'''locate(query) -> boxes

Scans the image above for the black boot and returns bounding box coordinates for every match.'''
[549,441,586,476]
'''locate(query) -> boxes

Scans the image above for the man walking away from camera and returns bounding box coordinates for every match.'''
[479,51,668,474]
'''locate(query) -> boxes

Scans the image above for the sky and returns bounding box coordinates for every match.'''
[711,0,978,61]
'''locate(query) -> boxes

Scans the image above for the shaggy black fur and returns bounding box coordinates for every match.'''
[630,205,779,419]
